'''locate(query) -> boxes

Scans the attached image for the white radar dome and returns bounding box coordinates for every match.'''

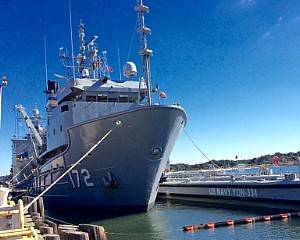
[123,62,137,78]
[82,68,89,78]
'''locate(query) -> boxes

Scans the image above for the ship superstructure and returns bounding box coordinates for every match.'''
[13,0,187,211]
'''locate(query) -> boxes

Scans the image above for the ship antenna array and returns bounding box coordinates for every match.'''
[135,0,153,105]
[69,0,76,80]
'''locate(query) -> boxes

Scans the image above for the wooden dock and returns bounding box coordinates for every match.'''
[0,193,107,240]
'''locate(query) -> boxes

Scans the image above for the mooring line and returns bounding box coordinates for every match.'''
[183,129,221,169]
[45,215,73,225]
[7,157,36,185]
[24,121,121,212]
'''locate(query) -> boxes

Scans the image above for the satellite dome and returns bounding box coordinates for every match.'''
[123,62,137,78]
[82,68,89,78]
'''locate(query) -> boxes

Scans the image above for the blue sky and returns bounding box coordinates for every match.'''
[1,0,300,175]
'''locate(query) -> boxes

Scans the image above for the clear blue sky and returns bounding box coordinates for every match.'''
[1,0,300,175]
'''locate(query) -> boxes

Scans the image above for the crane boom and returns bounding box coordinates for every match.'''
[15,105,43,147]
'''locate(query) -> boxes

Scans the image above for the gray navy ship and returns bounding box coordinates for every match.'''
[11,0,187,211]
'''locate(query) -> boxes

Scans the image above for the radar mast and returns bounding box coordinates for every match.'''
[135,0,153,105]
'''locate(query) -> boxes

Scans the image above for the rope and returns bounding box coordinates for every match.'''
[183,129,221,170]
[45,215,73,225]
[11,172,34,188]
[12,189,29,199]
[24,124,118,212]
[8,157,36,185]
[127,19,138,61]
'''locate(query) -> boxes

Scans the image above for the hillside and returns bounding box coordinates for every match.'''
[170,151,300,171]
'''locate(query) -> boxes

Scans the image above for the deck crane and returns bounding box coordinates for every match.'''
[15,105,43,149]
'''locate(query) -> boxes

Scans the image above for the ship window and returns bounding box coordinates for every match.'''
[53,129,56,136]
[119,95,129,103]
[60,125,62,132]
[108,97,117,102]
[97,95,108,102]
[86,96,97,102]
[61,105,68,112]
[129,96,138,103]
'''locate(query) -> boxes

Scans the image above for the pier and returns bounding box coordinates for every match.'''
[0,192,107,240]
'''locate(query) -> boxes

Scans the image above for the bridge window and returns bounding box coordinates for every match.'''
[86,96,97,102]
[97,95,107,102]
[108,97,117,102]
[119,95,129,103]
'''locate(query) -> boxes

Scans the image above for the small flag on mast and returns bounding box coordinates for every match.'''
[159,91,167,98]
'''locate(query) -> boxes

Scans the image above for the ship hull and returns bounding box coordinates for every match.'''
[158,180,300,210]
[35,105,186,211]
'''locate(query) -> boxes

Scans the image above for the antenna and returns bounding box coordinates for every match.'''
[117,43,121,81]
[0,75,8,128]
[44,35,48,88]
[69,0,76,80]
[135,0,153,105]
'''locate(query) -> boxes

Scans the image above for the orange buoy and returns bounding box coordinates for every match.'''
[244,218,253,223]
[226,220,234,226]
[183,225,196,232]
[280,214,289,219]
[263,216,271,221]
[206,223,215,228]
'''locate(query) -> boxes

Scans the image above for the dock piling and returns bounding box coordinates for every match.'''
[44,234,61,240]
[79,224,107,240]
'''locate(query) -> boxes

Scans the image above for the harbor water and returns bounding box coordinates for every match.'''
[50,199,300,240]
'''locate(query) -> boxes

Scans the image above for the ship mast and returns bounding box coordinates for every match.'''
[78,21,86,73]
[0,75,7,128]
[135,0,153,105]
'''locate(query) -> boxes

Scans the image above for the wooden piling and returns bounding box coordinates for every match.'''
[40,226,54,235]
[45,219,58,234]
[28,197,38,214]
[60,230,89,240]
[44,234,61,240]
[37,197,45,221]
[79,224,107,240]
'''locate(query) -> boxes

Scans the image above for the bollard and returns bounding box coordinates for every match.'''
[79,224,107,240]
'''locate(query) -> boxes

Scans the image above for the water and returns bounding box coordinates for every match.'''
[47,165,300,239]
[51,200,300,240]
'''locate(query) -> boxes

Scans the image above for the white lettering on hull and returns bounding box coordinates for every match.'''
[208,187,258,198]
